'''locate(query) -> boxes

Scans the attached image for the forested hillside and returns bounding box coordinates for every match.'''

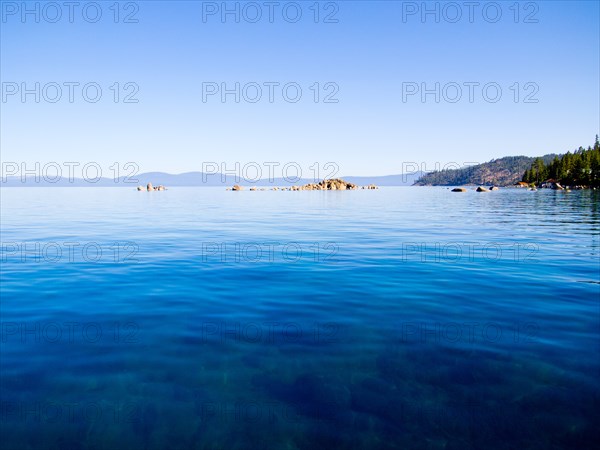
[414,155,557,186]
[522,137,600,187]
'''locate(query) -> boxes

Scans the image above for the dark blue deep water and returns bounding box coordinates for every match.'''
[1,187,599,449]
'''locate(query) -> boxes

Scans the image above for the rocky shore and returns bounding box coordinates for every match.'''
[515,180,595,191]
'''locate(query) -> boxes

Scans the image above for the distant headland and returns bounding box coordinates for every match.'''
[415,136,600,189]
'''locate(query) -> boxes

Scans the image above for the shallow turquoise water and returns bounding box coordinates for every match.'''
[1,187,599,449]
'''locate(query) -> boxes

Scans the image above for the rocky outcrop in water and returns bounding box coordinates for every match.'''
[285,179,359,190]
[311,179,358,190]
[138,183,166,191]
[229,178,377,191]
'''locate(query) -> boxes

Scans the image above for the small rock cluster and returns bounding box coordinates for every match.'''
[137,183,166,191]
[452,186,500,192]
[302,179,359,190]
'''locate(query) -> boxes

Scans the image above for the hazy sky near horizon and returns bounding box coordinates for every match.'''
[1,0,599,177]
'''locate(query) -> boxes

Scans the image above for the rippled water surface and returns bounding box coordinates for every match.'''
[1,187,599,449]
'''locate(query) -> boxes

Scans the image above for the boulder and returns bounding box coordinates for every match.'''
[157,185,166,191]
[490,186,499,191]
[146,183,154,191]
[476,187,489,192]
[318,178,358,190]
[232,185,243,191]
[137,186,144,191]
[452,188,467,192]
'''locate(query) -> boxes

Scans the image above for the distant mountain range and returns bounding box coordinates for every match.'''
[1,153,574,188]
[413,155,559,187]
[1,171,425,187]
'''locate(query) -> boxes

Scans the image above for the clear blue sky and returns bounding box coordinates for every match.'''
[1,1,599,176]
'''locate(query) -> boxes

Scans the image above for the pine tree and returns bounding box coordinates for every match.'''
[532,158,546,184]
[549,157,560,179]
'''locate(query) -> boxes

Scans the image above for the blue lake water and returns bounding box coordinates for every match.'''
[1,187,599,449]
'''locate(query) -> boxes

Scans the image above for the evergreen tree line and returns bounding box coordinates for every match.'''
[522,136,600,187]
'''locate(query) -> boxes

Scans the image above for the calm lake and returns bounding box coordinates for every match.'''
[1,187,599,449]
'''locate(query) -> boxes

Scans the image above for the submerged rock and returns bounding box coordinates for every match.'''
[490,186,500,191]
[253,372,351,423]
[452,188,467,192]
